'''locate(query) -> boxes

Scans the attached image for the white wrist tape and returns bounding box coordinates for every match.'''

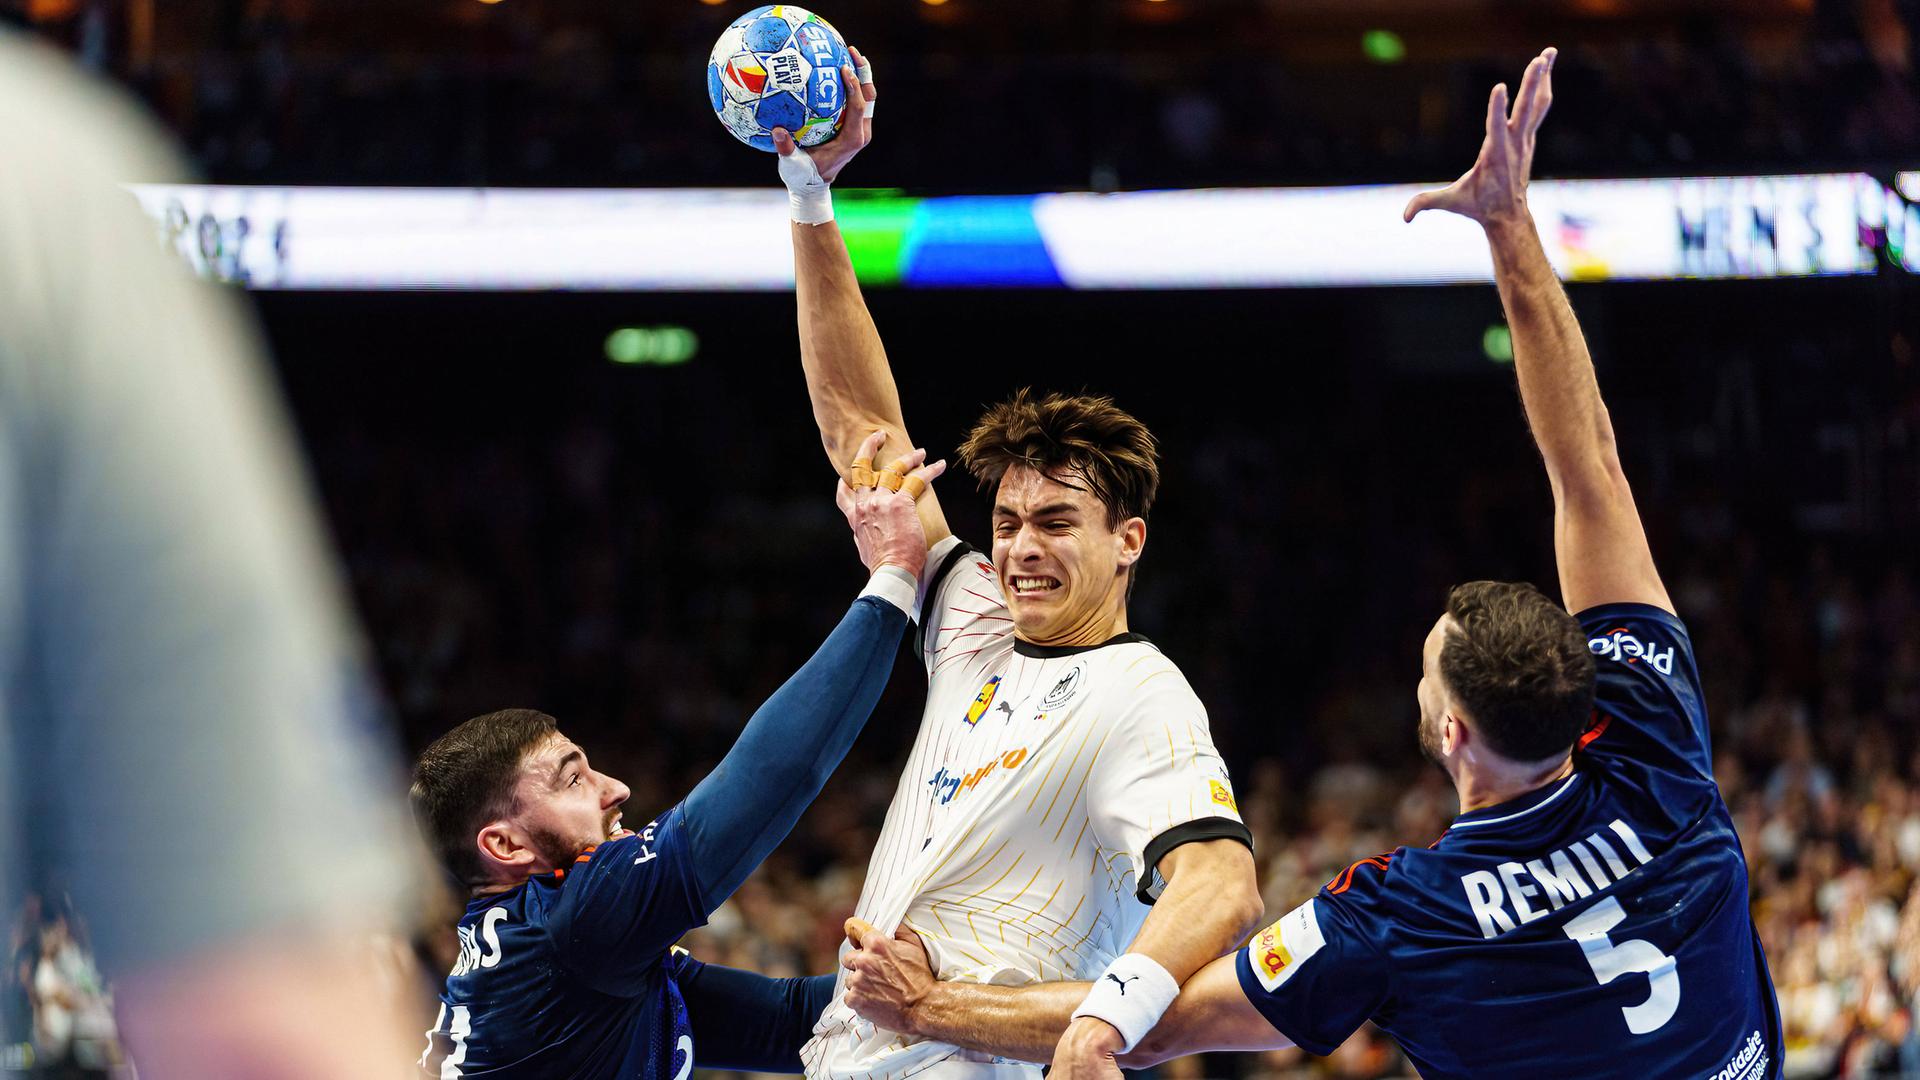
[776,143,834,225]
[1071,953,1178,1054]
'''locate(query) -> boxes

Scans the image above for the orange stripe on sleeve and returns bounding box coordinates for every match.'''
[1326,853,1393,895]
[1578,714,1613,750]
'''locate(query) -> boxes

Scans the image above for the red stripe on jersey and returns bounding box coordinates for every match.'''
[960,589,1002,607]
[1327,853,1393,895]
[932,647,990,672]
[1578,714,1613,750]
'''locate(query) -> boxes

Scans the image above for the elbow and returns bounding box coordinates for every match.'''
[1227,881,1266,945]
[1547,445,1631,509]
[1212,851,1267,945]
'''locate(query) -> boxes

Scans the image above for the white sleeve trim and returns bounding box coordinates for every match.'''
[916,535,966,622]
[860,565,920,618]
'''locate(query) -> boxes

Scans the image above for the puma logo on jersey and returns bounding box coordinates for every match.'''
[994,700,1015,718]
[1105,973,1139,995]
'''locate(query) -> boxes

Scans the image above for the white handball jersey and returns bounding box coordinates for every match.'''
[802,537,1250,1080]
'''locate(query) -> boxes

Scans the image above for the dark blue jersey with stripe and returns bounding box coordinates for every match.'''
[421,808,707,1078]
[415,592,910,1078]
[1236,604,1781,1080]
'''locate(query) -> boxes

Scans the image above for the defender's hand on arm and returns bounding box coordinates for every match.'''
[836,430,946,581]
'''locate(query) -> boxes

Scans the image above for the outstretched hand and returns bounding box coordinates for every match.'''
[1404,47,1556,228]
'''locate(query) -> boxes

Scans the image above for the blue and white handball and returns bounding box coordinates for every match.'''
[706,5,852,152]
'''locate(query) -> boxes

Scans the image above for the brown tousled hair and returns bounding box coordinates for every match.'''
[410,709,558,885]
[1440,581,1597,762]
[956,389,1160,527]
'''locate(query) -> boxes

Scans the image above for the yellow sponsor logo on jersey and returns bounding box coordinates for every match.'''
[963,675,1002,726]
[1254,920,1291,979]
[1209,780,1238,813]
[1249,899,1327,993]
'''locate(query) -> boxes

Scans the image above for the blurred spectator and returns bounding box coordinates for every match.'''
[0,28,424,1078]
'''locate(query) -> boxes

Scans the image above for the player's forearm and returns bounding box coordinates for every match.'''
[903,963,1274,1069]
[1485,214,1621,492]
[682,579,910,910]
[907,978,1090,1063]
[1125,840,1264,983]
[793,220,913,470]
[1048,841,1261,1061]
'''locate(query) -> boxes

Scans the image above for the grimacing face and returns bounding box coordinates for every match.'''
[499,733,632,874]
[990,463,1143,646]
[1416,613,1457,766]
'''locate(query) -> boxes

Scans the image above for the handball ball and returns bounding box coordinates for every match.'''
[707,5,852,152]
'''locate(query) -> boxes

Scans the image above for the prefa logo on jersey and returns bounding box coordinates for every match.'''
[1588,627,1675,675]
[963,676,1003,726]
[928,746,1029,805]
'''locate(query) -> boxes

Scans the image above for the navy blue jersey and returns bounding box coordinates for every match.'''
[421,806,706,1078]
[1236,604,1781,1080]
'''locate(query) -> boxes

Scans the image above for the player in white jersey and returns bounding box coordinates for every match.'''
[769,51,1265,1080]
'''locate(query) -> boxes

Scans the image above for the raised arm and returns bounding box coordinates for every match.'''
[1405,47,1671,615]
[681,436,945,910]
[776,51,951,548]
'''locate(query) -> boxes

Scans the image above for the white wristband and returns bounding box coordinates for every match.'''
[1070,953,1178,1055]
[860,564,918,617]
[788,184,833,225]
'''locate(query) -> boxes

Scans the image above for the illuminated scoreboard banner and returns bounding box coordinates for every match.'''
[130,173,1908,291]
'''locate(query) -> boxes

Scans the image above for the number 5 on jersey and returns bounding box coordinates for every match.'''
[1563,897,1679,1034]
